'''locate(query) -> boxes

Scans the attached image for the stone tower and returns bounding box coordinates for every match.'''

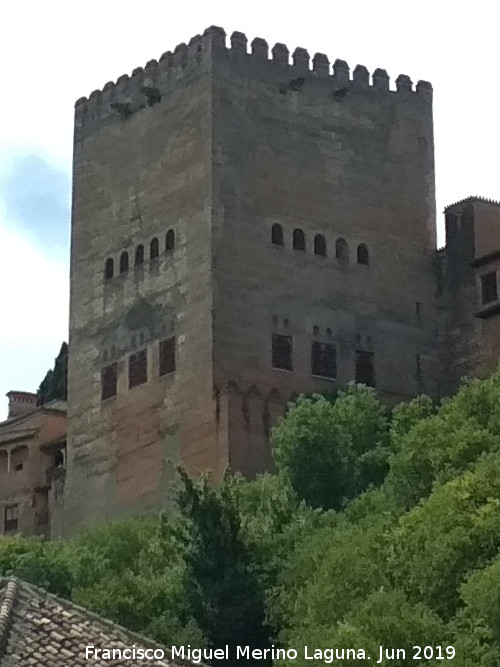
[63,27,437,533]
[437,197,500,395]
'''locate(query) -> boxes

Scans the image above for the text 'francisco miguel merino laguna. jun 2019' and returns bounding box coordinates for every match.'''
[84,644,457,663]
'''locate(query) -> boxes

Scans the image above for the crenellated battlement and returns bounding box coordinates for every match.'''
[444,195,500,211]
[74,26,432,138]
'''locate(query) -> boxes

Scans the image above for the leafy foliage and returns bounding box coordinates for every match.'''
[37,341,68,404]
[271,384,390,510]
[3,370,500,666]
[173,469,272,665]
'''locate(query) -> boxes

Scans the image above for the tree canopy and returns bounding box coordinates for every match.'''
[3,370,500,666]
[37,341,68,405]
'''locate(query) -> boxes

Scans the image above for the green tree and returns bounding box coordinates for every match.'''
[391,452,500,620]
[272,384,390,510]
[173,469,271,665]
[37,341,68,404]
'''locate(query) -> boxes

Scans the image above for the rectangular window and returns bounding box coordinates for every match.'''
[272,334,293,371]
[129,348,148,389]
[311,342,337,379]
[481,271,498,305]
[101,362,118,401]
[355,350,376,387]
[4,505,18,532]
[159,337,176,376]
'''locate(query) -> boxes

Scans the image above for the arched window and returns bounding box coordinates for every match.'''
[293,228,306,251]
[314,234,327,256]
[150,237,159,260]
[135,244,144,267]
[166,229,175,252]
[335,238,348,261]
[357,243,369,265]
[271,223,284,246]
[104,257,114,280]
[11,445,28,472]
[119,251,129,274]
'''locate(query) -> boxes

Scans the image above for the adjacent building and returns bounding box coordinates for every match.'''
[0,393,66,538]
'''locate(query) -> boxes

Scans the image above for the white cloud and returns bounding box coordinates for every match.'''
[0,210,68,420]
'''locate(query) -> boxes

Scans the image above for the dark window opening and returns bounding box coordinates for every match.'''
[4,505,18,532]
[101,362,118,400]
[292,228,306,251]
[355,350,376,387]
[311,342,337,379]
[481,271,498,305]
[11,446,27,473]
[335,238,348,260]
[357,243,369,265]
[135,244,144,266]
[271,223,284,246]
[159,337,176,376]
[119,251,129,274]
[314,234,327,256]
[150,237,159,260]
[272,334,293,371]
[166,229,175,252]
[104,257,114,280]
[129,349,148,388]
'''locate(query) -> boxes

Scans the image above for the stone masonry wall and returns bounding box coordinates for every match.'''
[64,33,222,535]
[209,30,438,475]
[65,26,441,530]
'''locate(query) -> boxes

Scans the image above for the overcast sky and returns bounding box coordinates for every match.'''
[0,0,499,420]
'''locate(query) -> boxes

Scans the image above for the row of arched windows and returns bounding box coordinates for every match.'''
[104,229,175,280]
[271,223,370,265]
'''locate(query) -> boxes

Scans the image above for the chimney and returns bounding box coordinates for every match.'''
[6,391,38,419]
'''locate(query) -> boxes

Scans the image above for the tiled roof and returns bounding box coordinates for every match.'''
[0,577,183,666]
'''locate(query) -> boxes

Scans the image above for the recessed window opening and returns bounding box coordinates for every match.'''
[135,244,144,266]
[166,229,175,252]
[357,243,369,265]
[104,257,114,279]
[314,234,327,256]
[481,271,498,305]
[293,228,306,251]
[311,342,337,379]
[119,251,129,273]
[272,334,293,371]
[355,350,375,387]
[129,349,148,388]
[150,238,159,260]
[101,362,118,400]
[271,223,284,246]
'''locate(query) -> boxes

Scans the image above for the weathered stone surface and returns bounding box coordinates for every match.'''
[437,197,500,395]
[65,26,444,534]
